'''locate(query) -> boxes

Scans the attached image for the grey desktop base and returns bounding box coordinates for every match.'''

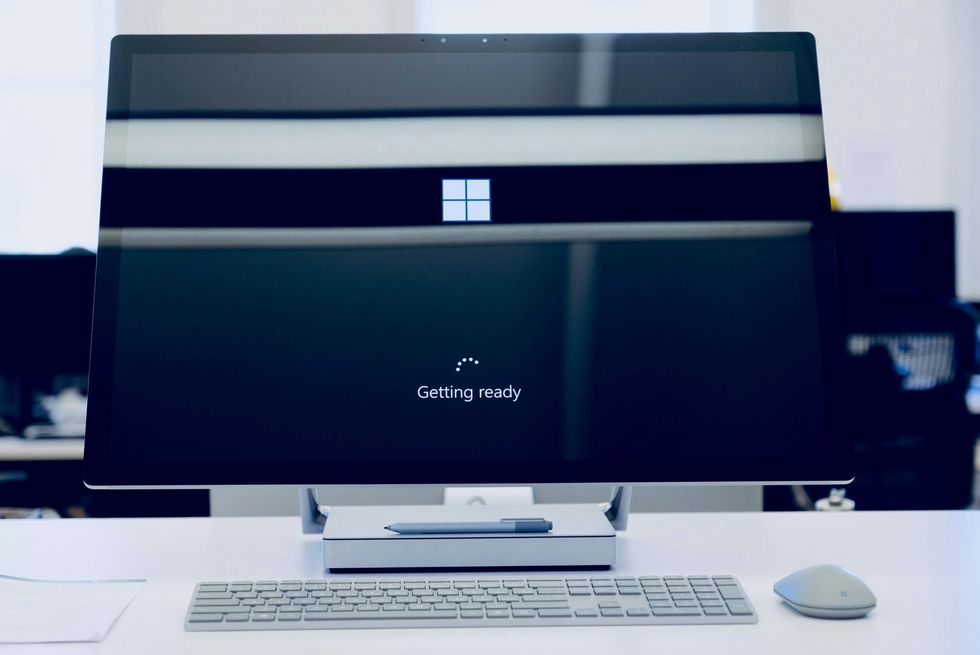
[300,486,631,572]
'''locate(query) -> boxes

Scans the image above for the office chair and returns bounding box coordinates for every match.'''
[833,299,977,509]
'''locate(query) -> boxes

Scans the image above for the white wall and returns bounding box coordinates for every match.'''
[115,0,415,33]
[757,0,980,299]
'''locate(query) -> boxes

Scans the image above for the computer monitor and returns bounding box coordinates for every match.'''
[834,210,957,315]
[84,34,850,489]
[0,253,95,433]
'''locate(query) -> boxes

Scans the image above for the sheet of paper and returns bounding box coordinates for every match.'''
[0,573,144,644]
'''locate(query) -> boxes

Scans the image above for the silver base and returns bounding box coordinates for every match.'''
[321,503,617,571]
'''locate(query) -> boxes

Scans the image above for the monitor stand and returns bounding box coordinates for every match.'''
[300,486,631,572]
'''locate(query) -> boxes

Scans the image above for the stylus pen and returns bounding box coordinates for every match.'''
[384,518,553,535]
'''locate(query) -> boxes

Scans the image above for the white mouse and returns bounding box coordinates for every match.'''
[774,564,877,619]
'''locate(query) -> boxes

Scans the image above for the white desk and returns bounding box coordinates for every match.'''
[1,511,977,654]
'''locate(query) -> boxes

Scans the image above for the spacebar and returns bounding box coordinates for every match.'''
[304,610,459,621]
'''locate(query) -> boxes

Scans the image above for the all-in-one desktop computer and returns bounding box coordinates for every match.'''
[84,33,849,630]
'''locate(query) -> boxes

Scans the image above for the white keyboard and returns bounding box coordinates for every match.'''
[185,574,757,630]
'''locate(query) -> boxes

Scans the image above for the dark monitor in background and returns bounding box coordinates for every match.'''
[834,210,956,314]
[0,253,95,433]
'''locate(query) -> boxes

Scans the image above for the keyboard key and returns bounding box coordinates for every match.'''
[461,610,483,619]
[704,607,729,616]
[194,598,241,607]
[197,592,233,600]
[627,608,651,617]
[600,609,624,617]
[574,609,598,617]
[511,601,570,610]
[278,612,302,621]
[251,612,277,621]
[225,614,250,622]
[699,599,725,607]
[303,611,331,621]
[649,600,672,608]
[486,609,510,619]
[726,600,753,616]
[192,605,247,614]
[719,586,745,600]
[652,607,702,617]
[539,609,573,618]
[188,613,223,623]
[529,581,563,588]
[674,600,699,608]
[354,610,382,617]
[513,609,536,618]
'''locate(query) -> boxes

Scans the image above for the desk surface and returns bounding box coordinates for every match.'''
[0,436,84,461]
[1,511,977,654]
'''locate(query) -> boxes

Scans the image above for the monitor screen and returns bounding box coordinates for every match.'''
[84,34,848,486]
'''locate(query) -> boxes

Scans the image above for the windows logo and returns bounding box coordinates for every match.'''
[442,179,491,223]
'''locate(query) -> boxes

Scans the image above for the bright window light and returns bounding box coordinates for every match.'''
[0,0,113,254]
[416,0,755,34]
